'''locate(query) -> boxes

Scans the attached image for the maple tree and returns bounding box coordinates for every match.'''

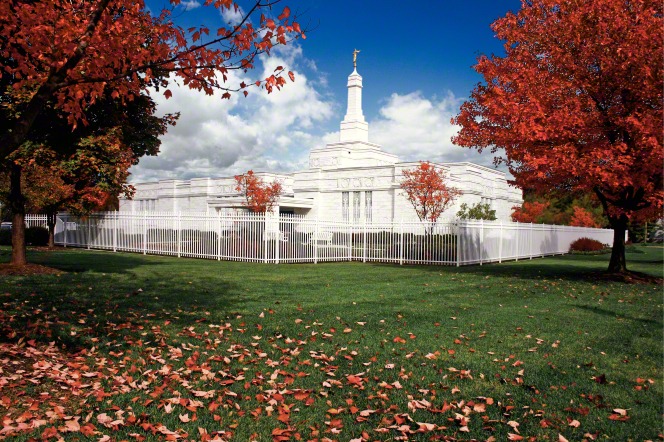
[452,0,663,273]
[510,201,551,224]
[1,92,171,261]
[569,206,601,228]
[400,162,461,229]
[511,192,606,228]
[0,0,302,265]
[234,170,283,213]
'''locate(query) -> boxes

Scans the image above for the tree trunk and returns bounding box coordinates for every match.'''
[608,215,628,273]
[47,211,57,248]
[9,165,27,266]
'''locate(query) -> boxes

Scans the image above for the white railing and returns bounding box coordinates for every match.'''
[35,211,615,266]
[25,214,48,228]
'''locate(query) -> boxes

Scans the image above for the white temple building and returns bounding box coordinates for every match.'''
[120,66,523,222]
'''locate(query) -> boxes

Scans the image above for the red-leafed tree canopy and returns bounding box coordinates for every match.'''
[400,162,461,227]
[235,170,283,213]
[0,0,303,265]
[0,0,303,159]
[452,0,663,273]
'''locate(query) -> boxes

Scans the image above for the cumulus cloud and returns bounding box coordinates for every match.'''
[129,44,333,183]
[368,91,500,167]
[220,5,244,25]
[180,0,201,11]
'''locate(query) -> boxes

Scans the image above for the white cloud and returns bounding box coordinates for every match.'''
[220,5,244,25]
[128,44,333,183]
[181,0,201,11]
[367,91,500,167]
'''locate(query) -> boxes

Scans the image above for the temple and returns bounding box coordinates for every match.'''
[120,64,522,221]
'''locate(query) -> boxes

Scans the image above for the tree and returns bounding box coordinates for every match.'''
[456,202,497,221]
[1,91,171,259]
[511,192,607,226]
[400,162,461,230]
[452,0,663,273]
[569,206,600,228]
[0,0,303,265]
[234,170,283,213]
[511,201,550,223]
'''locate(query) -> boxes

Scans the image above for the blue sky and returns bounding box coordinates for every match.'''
[133,0,523,182]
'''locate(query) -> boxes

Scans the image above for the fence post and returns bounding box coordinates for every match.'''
[86,217,91,250]
[529,222,533,259]
[362,218,367,263]
[113,211,118,252]
[314,216,319,264]
[498,221,503,263]
[275,213,280,265]
[348,222,353,261]
[399,220,404,265]
[142,212,147,255]
[456,221,461,267]
[63,215,68,248]
[479,219,484,265]
[177,212,182,258]
[513,222,520,261]
[263,213,268,264]
[217,212,222,261]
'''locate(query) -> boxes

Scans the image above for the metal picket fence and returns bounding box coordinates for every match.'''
[20,211,615,266]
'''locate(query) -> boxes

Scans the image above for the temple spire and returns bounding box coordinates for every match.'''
[340,50,369,143]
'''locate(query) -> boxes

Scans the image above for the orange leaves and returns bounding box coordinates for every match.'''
[278,7,291,21]
[234,170,283,213]
[569,206,600,228]
[452,0,663,230]
[0,0,305,163]
[608,408,630,421]
[400,162,461,224]
[511,201,550,223]
[271,426,295,441]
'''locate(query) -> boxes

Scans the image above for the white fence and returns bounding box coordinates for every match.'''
[24,212,614,266]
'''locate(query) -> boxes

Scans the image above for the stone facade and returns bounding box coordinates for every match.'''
[120,68,522,221]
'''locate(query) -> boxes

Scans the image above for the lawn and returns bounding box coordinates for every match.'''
[0,246,662,441]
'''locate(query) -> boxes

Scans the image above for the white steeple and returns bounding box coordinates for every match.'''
[339,68,369,143]
[307,50,398,169]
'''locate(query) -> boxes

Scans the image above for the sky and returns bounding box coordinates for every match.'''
[132,0,523,183]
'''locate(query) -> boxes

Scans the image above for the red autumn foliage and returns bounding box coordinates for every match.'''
[569,206,601,228]
[452,0,663,272]
[569,237,606,252]
[511,201,550,223]
[400,162,461,225]
[234,170,283,213]
[0,0,302,266]
[0,0,303,160]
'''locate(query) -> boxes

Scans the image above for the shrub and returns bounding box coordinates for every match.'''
[569,237,605,252]
[26,226,49,246]
[457,202,497,220]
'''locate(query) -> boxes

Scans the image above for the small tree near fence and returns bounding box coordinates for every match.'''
[456,202,496,221]
[400,162,461,232]
[234,171,283,213]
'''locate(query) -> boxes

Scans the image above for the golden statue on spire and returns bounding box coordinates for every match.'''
[353,49,360,69]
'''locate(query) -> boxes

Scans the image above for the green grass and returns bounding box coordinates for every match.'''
[0,246,662,441]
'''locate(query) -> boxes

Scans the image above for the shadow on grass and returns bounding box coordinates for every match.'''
[574,304,662,326]
[22,247,170,274]
[1,279,244,352]
[1,248,246,352]
[402,250,663,283]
